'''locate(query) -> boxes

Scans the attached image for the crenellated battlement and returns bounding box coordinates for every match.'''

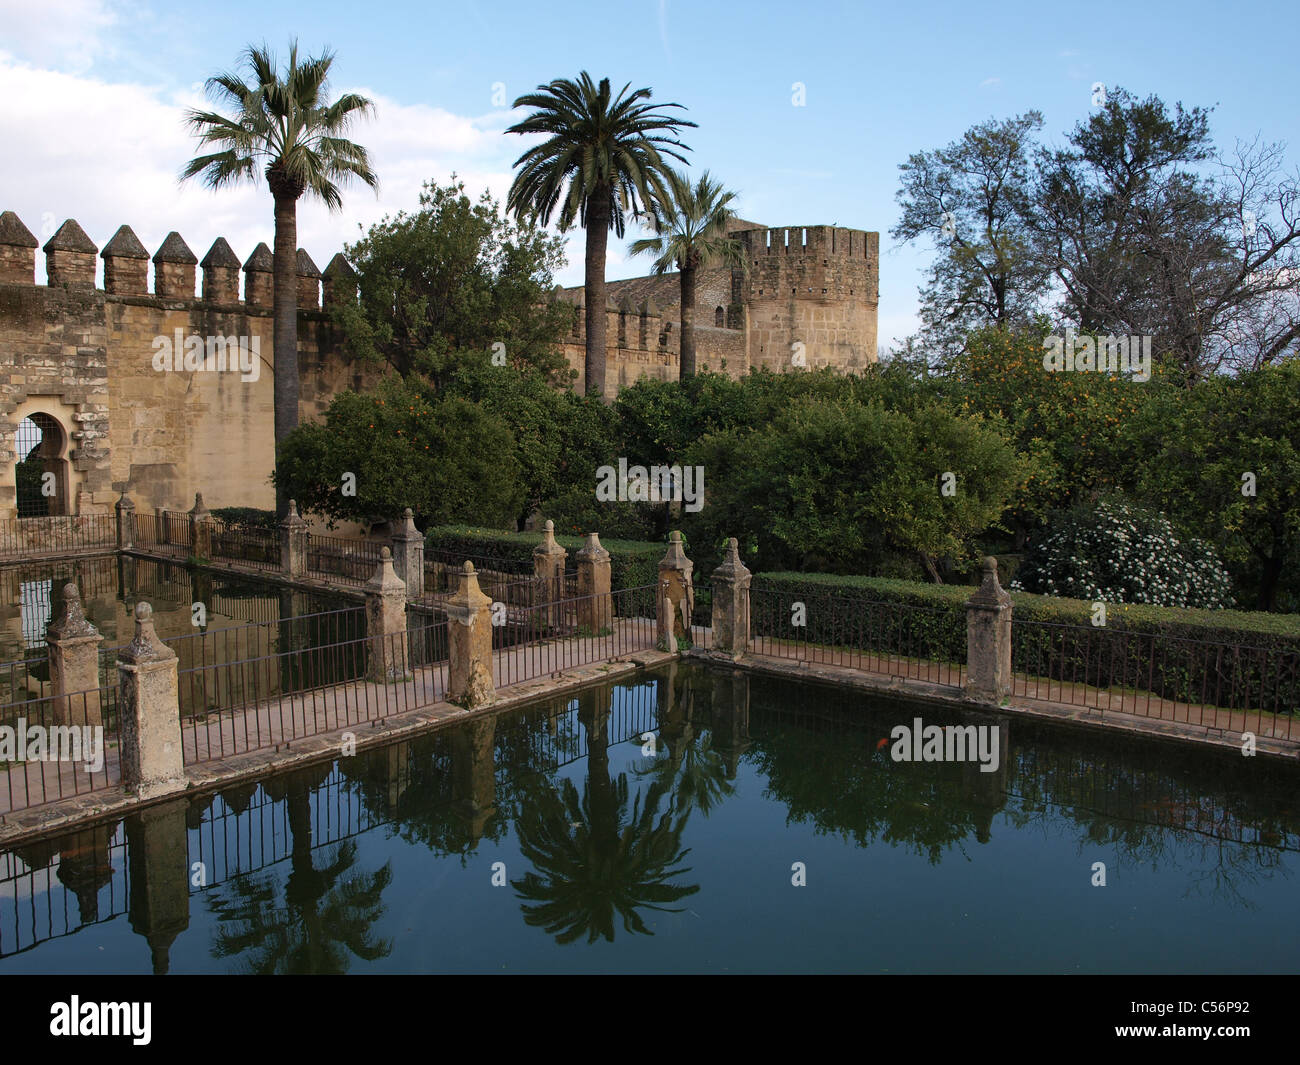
[734,224,878,261]
[0,210,357,311]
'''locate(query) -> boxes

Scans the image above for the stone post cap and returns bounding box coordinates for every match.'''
[967,556,1011,609]
[576,532,610,563]
[712,536,753,583]
[365,545,407,595]
[391,507,421,542]
[447,560,491,618]
[660,530,692,571]
[280,499,307,528]
[189,491,209,518]
[118,602,177,665]
[47,584,100,642]
[115,489,135,512]
[533,518,567,558]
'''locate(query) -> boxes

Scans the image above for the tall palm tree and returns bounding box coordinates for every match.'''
[630,168,742,380]
[505,73,695,399]
[181,41,378,516]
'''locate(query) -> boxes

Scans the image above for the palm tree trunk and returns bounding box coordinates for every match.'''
[679,259,697,381]
[583,194,611,400]
[272,192,301,517]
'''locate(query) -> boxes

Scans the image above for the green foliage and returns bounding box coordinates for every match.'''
[273,376,524,529]
[755,571,1300,710]
[210,506,279,532]
[442,360,615,527]
[1012,496,1234,608]
[1123,361,1300,611]
[947,324,1152,534]
[892,110,1048,358]
[680,394,1030,579]
[424,525,664,592]
[334,178,573,386]
[505,73,695,240]
[181,41,378,208]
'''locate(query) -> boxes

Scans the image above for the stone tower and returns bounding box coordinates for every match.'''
[734,225,879,373]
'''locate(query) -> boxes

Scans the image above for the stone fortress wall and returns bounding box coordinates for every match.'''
[0,207,879,516]
[559,222,880,398]
[0,210,378,519]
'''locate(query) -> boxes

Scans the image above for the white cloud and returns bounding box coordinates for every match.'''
[0,0,119,73]
[980,77,1001,88]
[0,55,607,285]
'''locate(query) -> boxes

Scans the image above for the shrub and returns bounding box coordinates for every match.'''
[753,571,1300,712]
[424,525,665,592]
[1012,497,1235,609]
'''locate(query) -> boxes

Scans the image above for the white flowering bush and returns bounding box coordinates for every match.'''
[1011,498,1235,609]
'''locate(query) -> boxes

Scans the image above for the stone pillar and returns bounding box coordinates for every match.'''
[364,548,408,682]
[101,225,150,295]
[657,530,694,651]
[188,492,211,561]
[711,537,752,658]
[965,557,1013,703]
[532,519,568,626]
[118,602,185,800]
[126,800,191,975]
[115,490,136,550]
[0,210,38,285]
[280,499,308,577]
[46,584,104,727]
[446,562,495,709]
[390,508,424,598]
[575,533,612,635]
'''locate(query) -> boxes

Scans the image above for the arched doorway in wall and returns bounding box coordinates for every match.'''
[714,306,725,327]
[14,413,70,517]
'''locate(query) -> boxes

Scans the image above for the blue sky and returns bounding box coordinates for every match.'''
[2,0,1296,346]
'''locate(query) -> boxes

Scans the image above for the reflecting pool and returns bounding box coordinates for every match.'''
[1,662,1296,973]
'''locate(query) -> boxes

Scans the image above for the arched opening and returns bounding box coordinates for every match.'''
[15,413,69,517]
[714,306,725,327]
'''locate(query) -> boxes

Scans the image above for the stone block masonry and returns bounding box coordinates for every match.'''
[559,223,880,399]
[0,211,384,520]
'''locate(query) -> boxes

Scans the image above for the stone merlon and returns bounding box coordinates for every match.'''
[153,232,197,265]
[0,210,39,248]
[101,225,149,263]
[44,219,97,254]
[199,237,241,269]
[243,242,273,272]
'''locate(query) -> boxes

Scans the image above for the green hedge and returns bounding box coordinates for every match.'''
[425,525,665,593]
[753,572,1300,712]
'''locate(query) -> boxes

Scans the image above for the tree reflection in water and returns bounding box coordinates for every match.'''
[206,766,394,973]
[511,690,700,944]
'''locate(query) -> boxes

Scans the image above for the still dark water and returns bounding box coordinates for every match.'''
[1,663,1296,974]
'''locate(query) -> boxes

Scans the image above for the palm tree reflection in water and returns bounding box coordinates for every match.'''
[207,767,394,973]
[511,688,707,944]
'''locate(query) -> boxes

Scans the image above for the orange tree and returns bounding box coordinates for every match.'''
[945,324,1157,544]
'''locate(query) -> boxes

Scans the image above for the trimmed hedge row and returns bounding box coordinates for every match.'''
[424,525,665,593]
[753,572,1300,711]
